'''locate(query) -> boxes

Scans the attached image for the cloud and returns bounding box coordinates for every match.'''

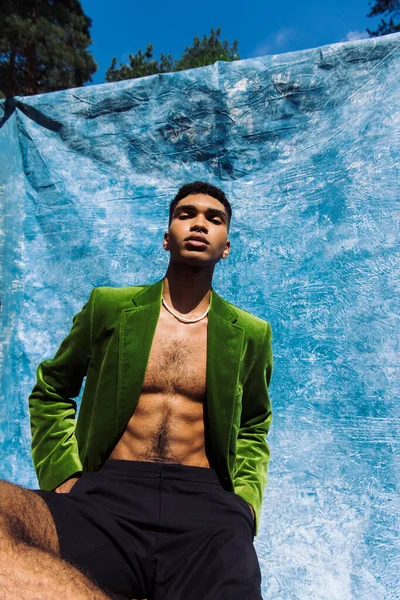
[340,30,369,42]
[251,27,295,58]
[275,28,294,47]
[251,41,271,56]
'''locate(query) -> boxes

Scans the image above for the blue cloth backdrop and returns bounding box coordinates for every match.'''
[1,31,399,600]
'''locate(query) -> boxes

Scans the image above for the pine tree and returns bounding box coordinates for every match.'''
[0,0,97,99]
[105,27,240,82]
[105,44,175,82]
[367,0,400,36]
[174,27,239,71]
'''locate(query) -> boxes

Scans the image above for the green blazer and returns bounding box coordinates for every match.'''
[28,278,273,536]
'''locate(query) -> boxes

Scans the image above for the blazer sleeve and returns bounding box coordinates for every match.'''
[28,288,96,491]
[233,321,273,537]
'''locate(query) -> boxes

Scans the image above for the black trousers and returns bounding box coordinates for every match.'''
[32,459,262,600]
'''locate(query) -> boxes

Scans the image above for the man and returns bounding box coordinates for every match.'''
[0,181,273,600]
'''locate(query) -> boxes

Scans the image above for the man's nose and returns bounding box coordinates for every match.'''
[191,216,208,231]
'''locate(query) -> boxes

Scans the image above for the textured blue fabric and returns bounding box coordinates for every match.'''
[1,32,399,599]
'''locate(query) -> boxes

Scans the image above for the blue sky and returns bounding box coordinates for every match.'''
[80,0,382,85]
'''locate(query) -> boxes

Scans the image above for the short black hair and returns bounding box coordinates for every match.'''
[169,181,232,231]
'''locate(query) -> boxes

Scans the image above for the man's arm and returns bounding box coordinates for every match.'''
[233,322,273,537]
[28,288,96,491]
[54,474,81,494]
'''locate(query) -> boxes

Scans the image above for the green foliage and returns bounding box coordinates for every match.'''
[105,44,175,82]
[367,0,400,36]
[174,26,240,71]
[0,0,97,99]
[105,26,240,83]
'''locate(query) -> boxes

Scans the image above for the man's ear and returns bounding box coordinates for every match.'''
[163,232,169,250]
[222,239,230,259]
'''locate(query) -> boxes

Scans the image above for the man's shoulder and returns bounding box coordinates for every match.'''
[90,283,150,310]
[93,284,147,297]
[219,295,271,336]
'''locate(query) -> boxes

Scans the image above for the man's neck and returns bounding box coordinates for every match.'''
[162,265,213,315]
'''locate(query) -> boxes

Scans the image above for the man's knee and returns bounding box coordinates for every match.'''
[0,479,60,555]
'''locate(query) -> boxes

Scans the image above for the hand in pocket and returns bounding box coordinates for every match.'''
[54,475,81,494]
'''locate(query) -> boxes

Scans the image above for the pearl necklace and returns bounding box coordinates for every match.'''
[162,297,209,324]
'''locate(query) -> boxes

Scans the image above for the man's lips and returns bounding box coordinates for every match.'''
[185,235,209,245]
[185,239,208,248]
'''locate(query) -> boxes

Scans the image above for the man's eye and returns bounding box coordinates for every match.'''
[212,218,222,224]
[178,215,190,219]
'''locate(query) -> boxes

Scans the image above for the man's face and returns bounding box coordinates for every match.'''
[163,194,230,266]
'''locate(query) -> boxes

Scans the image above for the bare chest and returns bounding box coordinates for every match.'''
[141,310,208,402]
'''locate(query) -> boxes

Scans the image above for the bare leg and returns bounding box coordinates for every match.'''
[0,480,112,600]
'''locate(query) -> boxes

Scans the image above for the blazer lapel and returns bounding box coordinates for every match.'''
[206,290,244,475]
[115,279,164,440]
